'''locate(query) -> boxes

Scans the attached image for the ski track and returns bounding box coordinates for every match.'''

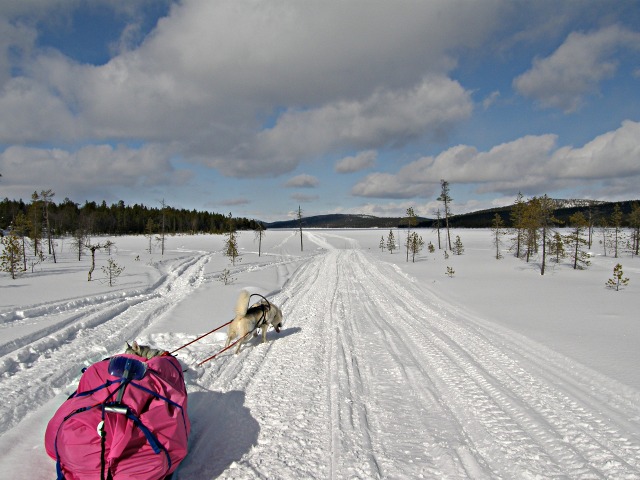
[0,252,211,435]
[177,238,640,479]
[2,232,640,479]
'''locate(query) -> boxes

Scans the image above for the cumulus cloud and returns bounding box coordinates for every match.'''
[285,174,319,188]
[352,121,640,199]
[335,150,377,173]
[1,0,490,179]
[211,75,473,177]
[0,143,190,200]
[514,25,640,112]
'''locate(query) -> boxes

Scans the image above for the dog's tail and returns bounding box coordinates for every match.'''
[235,289,251,317]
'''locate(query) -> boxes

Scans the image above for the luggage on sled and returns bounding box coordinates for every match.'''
[45,354,190,480]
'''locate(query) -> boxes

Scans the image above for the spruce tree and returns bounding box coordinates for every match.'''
[606,263,629,291]
[0,229,23,279]
[386,229,396,254]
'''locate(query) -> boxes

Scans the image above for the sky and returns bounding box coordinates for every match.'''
[0,0,639,222]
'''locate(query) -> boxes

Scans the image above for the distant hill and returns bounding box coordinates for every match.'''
[266,200,639,229]
[266,213,426,229]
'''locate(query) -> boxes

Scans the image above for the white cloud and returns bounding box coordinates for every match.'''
[285,175,319,188]
[352,121,640,199]
[514,25,640,113]
[211,75,473,177]
[0,143,190,200]
[1,0,491,179]
[335,150,377,174]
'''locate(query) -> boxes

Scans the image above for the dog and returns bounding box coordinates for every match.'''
[225,290,283,354]
[124,341,167,359]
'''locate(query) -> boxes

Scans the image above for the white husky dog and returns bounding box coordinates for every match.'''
[225,290,283,354]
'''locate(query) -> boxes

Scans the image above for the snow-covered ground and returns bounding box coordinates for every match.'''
[1,228,639,479]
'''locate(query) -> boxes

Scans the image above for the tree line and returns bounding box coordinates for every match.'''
[0,194,262,236]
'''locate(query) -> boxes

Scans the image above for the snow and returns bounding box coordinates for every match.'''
[1,228,639,479]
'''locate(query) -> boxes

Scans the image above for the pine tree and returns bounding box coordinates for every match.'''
[1,229,23,279]
[254,222,266,257]
[453,235,464,255]
[565,212,591,270]
[606,263,629,291]
[144,218,155,254]
[510,192,526,258]
[548,232,566,264]
[386,229,396,254]
[404,207,417,262]
[629,203,640,257]
[446,266,455,278]
[491,213,506,259]
[408,232,425,262]
[609,204,624,258]
[437,180,453,250]
[379,236,385,252]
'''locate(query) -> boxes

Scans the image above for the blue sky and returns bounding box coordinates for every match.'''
[1,1,639,222]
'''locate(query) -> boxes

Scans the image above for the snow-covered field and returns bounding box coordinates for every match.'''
[1,228,639,479]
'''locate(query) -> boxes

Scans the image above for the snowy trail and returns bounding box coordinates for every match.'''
[176,241,640,479]
[0,252,211,435]
[1,231,639,479]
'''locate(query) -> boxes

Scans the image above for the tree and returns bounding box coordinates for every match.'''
[407,232,425,262]
[158,199,167,256]
[144,218,156,254]
[85,241,107,281]
[224,214,240,266]
[510,192,526,258]
[609,204,624,258]
[102,258,125,287]
[537,195,558,275]
[565,212,591,270]
[491,213,506,260]
[629,203,640,257]
[72,228,89,261]
[40,189,57,263]
[548,232,566,264]
[404,207,418,262]
[606,263,629,291]
[386,229,396,254]
[297,205,304,252]
[28,192,43,257]
[453,235,464,255]
[446,266,455,278]
[433,209,442,250]
[379,236,385,252]
[0,229,23,279]
[12,212,30,271]
[437,180,453,250]
[254,222,266,257]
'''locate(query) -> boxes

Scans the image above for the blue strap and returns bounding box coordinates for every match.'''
[125,411,172,470]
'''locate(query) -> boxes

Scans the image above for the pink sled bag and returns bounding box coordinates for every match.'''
[45,354,190,480]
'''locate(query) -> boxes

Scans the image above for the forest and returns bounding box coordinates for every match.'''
[0,194,262,236]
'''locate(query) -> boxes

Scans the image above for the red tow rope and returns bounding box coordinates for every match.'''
[170,320,232,355]
[196,331,254,366]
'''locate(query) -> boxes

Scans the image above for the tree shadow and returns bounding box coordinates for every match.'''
[175,390,259,478]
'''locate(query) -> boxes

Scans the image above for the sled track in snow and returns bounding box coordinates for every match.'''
[0,253,211,436]
[181,246,640,479]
